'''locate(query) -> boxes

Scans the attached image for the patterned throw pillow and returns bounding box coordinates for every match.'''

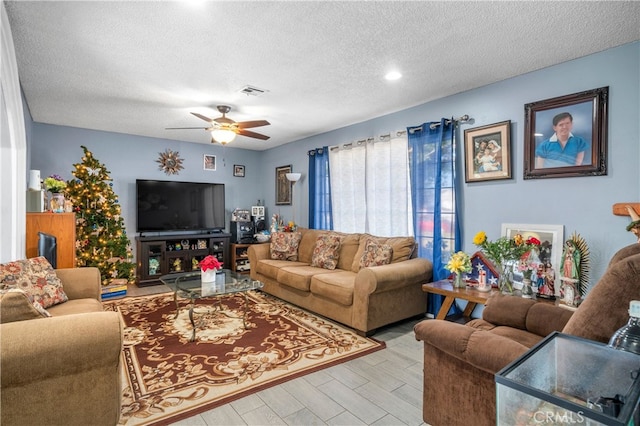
[0,257,68,309]
[359,239,394,268]
[311,234,343,270]
[270,232,303,261]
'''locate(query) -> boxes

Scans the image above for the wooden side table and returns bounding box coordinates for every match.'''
[422,280,496,320]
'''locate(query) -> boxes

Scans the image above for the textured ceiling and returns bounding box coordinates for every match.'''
[5,1,640,151]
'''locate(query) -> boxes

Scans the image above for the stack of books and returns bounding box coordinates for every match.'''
[101,278,128,300]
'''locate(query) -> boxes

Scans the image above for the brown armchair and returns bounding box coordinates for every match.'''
[414,243,640,426]
[1,267,123,426]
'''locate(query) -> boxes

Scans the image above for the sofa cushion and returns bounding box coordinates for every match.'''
[0,289,51,323]
[270,232,303,261]
[255,259,308,280]
[482,293,536,330]
[359,239,393,268]
[351,234,415,272]
[47,298,104,316]
[277,265,341,292]
[311,234,343,270]
[310,271,356,306]
[0,257,68,309]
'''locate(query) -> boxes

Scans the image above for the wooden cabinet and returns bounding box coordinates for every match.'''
[136,233,231,286]
[26,213,76,268]
[231,243,251,274]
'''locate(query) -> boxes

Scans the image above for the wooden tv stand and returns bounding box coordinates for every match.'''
[135,232,231,287]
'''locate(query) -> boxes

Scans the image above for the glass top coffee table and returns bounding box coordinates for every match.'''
[159,269,264,342]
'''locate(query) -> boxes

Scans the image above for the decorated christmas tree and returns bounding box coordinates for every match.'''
[66,145,135,285]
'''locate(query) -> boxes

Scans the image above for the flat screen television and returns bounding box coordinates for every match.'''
[136,179,226,233]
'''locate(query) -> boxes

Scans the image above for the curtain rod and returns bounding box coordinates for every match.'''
[409,114,471,133]
[329,130,408,151]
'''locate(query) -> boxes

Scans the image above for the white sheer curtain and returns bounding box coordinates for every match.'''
[329,133,412,236]
[1,3,27,263]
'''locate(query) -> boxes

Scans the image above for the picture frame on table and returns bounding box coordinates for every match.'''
[203,155,216,171]
[463,120,512,183]
[523,86,608,180]
[275,165,292,205]
[233,164,245,177]
[501,223,564,297]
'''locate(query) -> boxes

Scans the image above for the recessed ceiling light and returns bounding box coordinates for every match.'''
[385,71,402,81]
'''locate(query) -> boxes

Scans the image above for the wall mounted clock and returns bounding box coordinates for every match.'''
[157,149,184,175]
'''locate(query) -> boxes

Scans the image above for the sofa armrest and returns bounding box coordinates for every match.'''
[248,243,271,280]
[1,311,122,425]
[1,312,122,385]
[414,319,529,374]
[355,257,433,294]
[55,267,101,300]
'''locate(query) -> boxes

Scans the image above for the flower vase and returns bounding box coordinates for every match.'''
[201,268,216,283]
[453,273,466,289]
[497,262,515,294]
[50,193,65,213]
[521,278,533,298]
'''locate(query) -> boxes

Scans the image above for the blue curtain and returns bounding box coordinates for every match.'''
[308,147,333,230]
[408,118,461,316]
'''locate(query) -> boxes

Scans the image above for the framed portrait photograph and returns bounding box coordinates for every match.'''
[524,86,608,179]
[275,165,292,205]
[233,164,245,177]
[464,120,512,183]
[203,154,216,171]
[501,223,564,297]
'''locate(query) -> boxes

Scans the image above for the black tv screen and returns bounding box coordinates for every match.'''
[136,180,226,233]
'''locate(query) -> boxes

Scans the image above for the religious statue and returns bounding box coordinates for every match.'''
[559,233,590,307]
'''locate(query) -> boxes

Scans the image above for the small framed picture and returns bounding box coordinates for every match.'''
[203,155,216,171]
[233,164,245,177]
[276,165,292,205]
[524,86,608,179]
[463,120,512,183]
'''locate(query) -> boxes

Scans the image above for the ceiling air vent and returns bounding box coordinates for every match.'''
[239,85,268,96]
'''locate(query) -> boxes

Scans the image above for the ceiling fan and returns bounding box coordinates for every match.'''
[166,105,270,144]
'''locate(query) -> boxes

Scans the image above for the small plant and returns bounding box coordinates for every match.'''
[43,174,67,193]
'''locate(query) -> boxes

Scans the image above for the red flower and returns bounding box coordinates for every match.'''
[527,237,541,245]
[200,255,221,272]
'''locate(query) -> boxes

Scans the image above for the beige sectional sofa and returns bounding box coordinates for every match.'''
[249,228,433,336]
[1,265,122,426]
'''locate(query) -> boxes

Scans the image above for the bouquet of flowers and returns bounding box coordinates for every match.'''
[199,255,222,272]
[445,251,472,275]
[43,174,67,193]
[473,231,540,267]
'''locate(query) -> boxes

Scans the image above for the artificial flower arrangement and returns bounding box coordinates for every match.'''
[473,231,540,267]
[43,174,67,193]
[445,251,472,275]
[199,255,222,272]
[473,231,541,292]
[283,221,297,232]
[445,251,472,288]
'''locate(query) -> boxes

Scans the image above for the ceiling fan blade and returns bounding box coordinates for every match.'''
[237,120,270,129]
[237,128,270,140]
[191,112,214,123]
[165,127,208,130]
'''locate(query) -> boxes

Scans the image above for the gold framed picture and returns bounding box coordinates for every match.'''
[463,120,512,183]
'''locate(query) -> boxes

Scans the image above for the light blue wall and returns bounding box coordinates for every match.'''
[28,41,640,283]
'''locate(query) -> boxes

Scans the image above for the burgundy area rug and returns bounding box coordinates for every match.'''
[103,291,385,425]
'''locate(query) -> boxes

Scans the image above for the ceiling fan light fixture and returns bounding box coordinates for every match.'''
[211,128,236,144]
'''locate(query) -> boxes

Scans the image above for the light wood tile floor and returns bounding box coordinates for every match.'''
[122,284,428,426]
